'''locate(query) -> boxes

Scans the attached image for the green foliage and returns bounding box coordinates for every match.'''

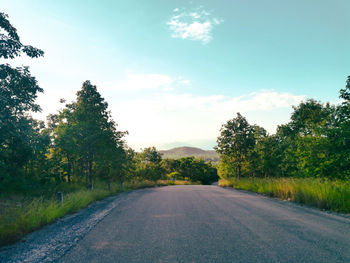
[129,148,218,184]
[216,79,350,180]
[216,113,256,178]
[0,180,170,246]
[134,147,164,182]
[173,157,218,184]
[140,146,162,164]
[0,12,44,59]
[0,14,45,191]
[51,81,127,188]
[160,158,180,174]
[339,76,350,102]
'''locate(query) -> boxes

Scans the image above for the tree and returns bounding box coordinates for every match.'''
[215,113,255,178]
[290,99,331,136]
[322,76,350,179]
[140,147,162,164]
[252,135,279,177]
[53,81,127,188]
[339,76,350,102]
[246,125,266,176]
[0,12,43,59]
[0,13,44,190]
[135,147,164,182]
[176,157,218,184]
[161,158,180,175]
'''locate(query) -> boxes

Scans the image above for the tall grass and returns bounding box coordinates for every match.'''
[219,177,350,213]
[0,180,172,247]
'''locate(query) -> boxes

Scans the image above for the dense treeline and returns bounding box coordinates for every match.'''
[216,80,350,180]
[0,13,216,194]
[125,147,218,185]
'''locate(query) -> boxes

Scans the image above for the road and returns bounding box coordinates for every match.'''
[58,185,350,263]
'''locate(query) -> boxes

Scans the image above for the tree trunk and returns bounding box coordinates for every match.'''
[89,158,93,185]
[67,156,71,182]
[237,165,241,179]
[85,159,89,189]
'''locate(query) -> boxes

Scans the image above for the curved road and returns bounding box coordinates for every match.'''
[58,185,350,263]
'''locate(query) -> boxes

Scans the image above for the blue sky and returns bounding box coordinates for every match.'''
[2,0,350,150]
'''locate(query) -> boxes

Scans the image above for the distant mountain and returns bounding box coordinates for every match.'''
[160,146,219,162]
[158,139,217,151]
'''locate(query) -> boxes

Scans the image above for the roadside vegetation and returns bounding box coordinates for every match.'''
[219,178,350,213]
[215,77,350,213]
[0,179,202,247]
[0,13,218,246]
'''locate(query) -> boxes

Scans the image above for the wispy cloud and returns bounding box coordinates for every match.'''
[33,74,306,150]
[99,74,173,91]
[118,91,304,113]
[111,90,305,149]
[167,7,223,44]
[98,73,191,92]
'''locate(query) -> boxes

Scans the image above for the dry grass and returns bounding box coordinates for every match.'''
[219,177,350,213]
[0,179,186,247]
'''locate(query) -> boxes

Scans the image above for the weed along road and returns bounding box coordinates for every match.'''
[56,185,350,263]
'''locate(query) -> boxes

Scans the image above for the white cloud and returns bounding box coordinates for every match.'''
[31,69,305,150]
[177,76,190,85]
[167,7,223,44]
[211,91,305,112]
[116,91,303,113]
[110,90,305,150]
[99,74,173,91]
[97,73,191,92]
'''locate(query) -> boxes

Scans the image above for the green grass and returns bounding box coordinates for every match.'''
[157,179,199,185]
[219,177,350,214]
[0,179,179,247]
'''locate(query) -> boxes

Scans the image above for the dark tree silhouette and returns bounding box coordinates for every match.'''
[0,12,44,59]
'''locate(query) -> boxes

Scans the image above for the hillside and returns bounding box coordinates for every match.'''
[160,146,219,162]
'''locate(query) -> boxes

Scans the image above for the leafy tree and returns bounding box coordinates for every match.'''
[339,76,350,102]
[215,113,255,178]
[121,147,137,182]
[0,13,44,190]
[290,99,331,136]
[217,154,237,180]
[53,81,127,188]
[177,157,218,184]
[160,158,180,176]
[0,12,44,59]
[135,147,164,182]
[140,147,162,164]
[322,76,350,179]
[215,77,350,180]
[255,135,279,177]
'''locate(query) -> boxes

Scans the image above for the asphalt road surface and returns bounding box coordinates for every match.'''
[57,185,350,263]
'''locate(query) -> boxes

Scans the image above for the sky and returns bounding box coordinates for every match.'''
[2,0,350,150]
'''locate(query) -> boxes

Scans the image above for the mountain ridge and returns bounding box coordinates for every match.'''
[159,146,219,162]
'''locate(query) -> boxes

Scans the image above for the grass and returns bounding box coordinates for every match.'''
[219,177,350,214]
[157,179,199,185]
[0,179,193,247]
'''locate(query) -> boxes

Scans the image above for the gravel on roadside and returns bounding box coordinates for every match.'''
[0,191,131,263]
